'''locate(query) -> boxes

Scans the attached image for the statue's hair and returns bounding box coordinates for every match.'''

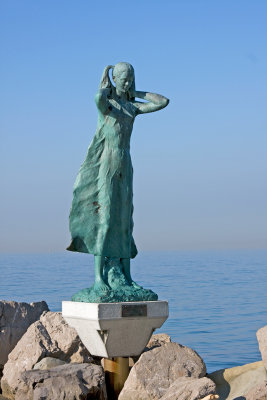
[99,62,135,101]
[112,62,134,79]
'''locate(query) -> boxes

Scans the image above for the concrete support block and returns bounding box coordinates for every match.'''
[62,301,168,358]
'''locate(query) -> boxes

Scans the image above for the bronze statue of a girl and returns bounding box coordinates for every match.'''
[68,62,169,302]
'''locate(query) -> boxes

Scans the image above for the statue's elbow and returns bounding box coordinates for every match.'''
[95,89,108,107]
[163,97,169,108]
[94,92,101,106]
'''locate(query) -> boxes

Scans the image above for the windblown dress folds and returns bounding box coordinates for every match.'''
[67,110,138,259]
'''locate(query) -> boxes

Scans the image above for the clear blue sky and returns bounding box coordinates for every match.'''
[1,0,266,253]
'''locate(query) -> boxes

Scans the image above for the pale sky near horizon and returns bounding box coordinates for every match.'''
[1,0,267,253]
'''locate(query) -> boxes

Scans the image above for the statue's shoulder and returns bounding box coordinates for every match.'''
[95,89,112,115]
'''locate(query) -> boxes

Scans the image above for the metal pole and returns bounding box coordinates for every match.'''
[104,357,130,399]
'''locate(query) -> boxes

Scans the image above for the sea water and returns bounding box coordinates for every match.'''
[0,249,266,372]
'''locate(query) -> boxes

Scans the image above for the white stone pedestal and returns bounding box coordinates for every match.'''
[62,300,168,358]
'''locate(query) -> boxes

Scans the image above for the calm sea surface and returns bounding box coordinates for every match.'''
[0,250,266,373]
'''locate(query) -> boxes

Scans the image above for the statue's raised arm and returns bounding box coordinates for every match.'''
[134,91,169,114]
[94,65,114,115]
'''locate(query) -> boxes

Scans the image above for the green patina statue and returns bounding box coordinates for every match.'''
[67,62,169,303]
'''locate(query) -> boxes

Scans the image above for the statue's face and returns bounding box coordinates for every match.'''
[113,68,134,94]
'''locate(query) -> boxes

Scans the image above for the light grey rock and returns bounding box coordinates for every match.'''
[130,332,172,365]
[208,361,267,400]
[15,363,107,400]
[160,376,217,400]
[1,311,93,399]
[0,300,49,368]
[33,357,66,370]
[119,342,206,400]
[146,333,171,350]
[257,326,267,371]
[245,380,267,400]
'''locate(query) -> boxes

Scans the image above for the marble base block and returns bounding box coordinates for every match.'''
[62,300,168,358]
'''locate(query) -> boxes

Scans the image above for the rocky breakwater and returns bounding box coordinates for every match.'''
[0,302,217,400]
[1,309,107,400]
[1,299,267,400]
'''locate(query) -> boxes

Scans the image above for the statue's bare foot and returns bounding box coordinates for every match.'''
[94,280,110,293]
[131,280,143,290]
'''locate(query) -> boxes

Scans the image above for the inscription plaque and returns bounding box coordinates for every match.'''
[121,304,147,317]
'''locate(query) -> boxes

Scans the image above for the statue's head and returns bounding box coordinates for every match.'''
[112,62,135,100]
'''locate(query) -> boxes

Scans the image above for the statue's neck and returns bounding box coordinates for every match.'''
[115,88,128,101]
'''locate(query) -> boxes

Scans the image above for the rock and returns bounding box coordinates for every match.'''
[160,376,217,400]
[0,300,49,368]
[130,333,172,365]
[257,326,267,371]
[245,380,267,400]
[208,360,267,400]
[146,333,171,350]
[33,357,66,370]
[119,342,206,400]
[15,363,107,400]
[1,311,93,399]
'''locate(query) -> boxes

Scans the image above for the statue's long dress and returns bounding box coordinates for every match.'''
[67,96,138,259]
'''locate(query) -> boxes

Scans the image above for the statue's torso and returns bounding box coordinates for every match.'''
[98,97,136,151]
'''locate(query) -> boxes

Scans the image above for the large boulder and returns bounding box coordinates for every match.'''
[15,363,107,400]
[257,326,267,371]
[146,333,171,350]
[119,342,206,400]
[245,380,267,400]
[1,311,93,399]
[130,333,172,365]
[160,377,217,400]
[208,361,267,400]
[0,300,49,368]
